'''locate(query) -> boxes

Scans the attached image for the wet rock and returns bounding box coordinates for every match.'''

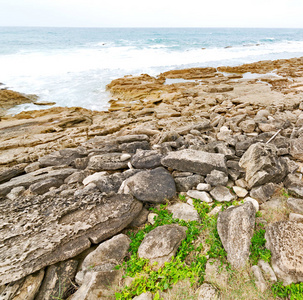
[0,192,142,285]
[187,190,213,203]
[119,167,176,203]
[174,175,204,192]
[35,259,78,300]
[287,198,303,214]
[38,149,84,167]
[167,203,200,222]
[290,137,303,161]
[265,221,303,284]
[250,183,277,202]
[88,153,130,171]
[239,143,288,189]
[210,186,237,202]
[131,149,162,169]
[161,149,227,176]
[29,177,63,195]
[205,170,228,187]
[197,283,220,300]
[217,202,256,268]
[138,225,187,267]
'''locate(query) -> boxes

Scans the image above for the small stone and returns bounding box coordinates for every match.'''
[167,203,200,222]
[235,178,248,188]
[208,206,221,217]
[232,186,248,198]
[258,260,277,283]
[148,213,157,224]
[287,198,303,214]
[24,162,40,173]
[244,197,259,212]
[6,186,25,200]
[251,265,267,293]
[83,172,107,186]
[187,190,213,203]
[29,177,62,195]
[205,170,228,187]
[197,183,212,191]
[210,186,237,202]
[174,175,204,192]
[289,213,303,222]
[250,183,277,203]
[239,120,256,133]
[120,153,132,161]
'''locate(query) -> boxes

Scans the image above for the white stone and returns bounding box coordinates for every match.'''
[120,154,132,162]
[289,213,303,222]
[82,172,107,186]
[244,197,259,212]
[208,206,222,217]
[197,183,212,191]
[258,260,277,283]
[187,190,213,203]
[233,186,248,198]
[148,213,157,224]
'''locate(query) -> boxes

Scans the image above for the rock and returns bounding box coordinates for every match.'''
[251,265,267,293]
[24,162,40,173]
[197,283,220,300]
[6,186,25,200]
[161,149,227,176]
[265,221,303,285]
[239,120,256,133]
[0,166,76,196]
[167,203,200,222]
[38,149,83,167]
[0,193,142,285]
[174,175,204,192]
[232,186,248,198]
[187,190,213,203]
[239,143,288,189]
[88,153,129,171]
[118,141,150,154]
[289,212,303,222]
[258,260,277,283]
[119,167,176,203]
[131,150,162,169]
[197,183,212,191]
[133,292,153,300]
[287,198,303,214]
[284,174,303,197]
[148,213,157,224]
[290,137,303,161]
[0,164,27,184]
[35,259,78,300]
[210,186,237,202]
[75,234,131,285]
[217,202,256,268]
[205,170,228,187]
[138,225,187,267]
[82,172,107,186]
[29,177,62,195]
[116,134,149,144]
[9,269,44,300]
[129,207,149,228]
[120,153,132,161]
[243,197,259,212]
[250,183,277,202]
[204,259,228,289]
[65,171,88,184]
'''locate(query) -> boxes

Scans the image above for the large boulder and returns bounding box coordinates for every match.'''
[0,192,142,285]
[265,221,303,285]
[161,149,227,175]
[239,143,287,189]
[138,225,187,267]
[119,167,176,203]
[217,202,256,268]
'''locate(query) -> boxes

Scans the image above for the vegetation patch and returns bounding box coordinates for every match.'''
[272,281,303,300]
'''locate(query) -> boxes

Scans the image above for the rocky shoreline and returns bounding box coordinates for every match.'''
[1,57,303,299]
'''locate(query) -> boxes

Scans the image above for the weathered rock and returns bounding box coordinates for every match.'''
[239,120,256,133]
[0,192,142,285]
[204,259,228,289]
[243,197,259,212]
[75,234,131,285]
[138,225,187,267]
[251,265,267,293]
[239,143,288,189]
[167,203,200,222]
[265,221,303,284]
[87,153,129,171]
[187,190,213,203]
[131,149,162,169]
[232,186,248,198]
[6,186,25,200]
[287,198,303,214]
[205,170,228,187]
[82,172,107,186]
[119,141,150,153]
[129,207,149,228]
[161,149,227,176]
[250,183,277,202]
[290,137,303,161]
[289,212,303,222]
[284,174,303,197]
[210,186,237,202]
[0,164,27,184]
[38,149,84,167]
[197,283,220,300]
[174,175,204,192]
[29,177,63,195]
[65,171,89,184]
[258,259,277,283]
[119,167,176,203]
[217,202,256,268]
[197,183,212,191]
[35,259,78,300]
[133,292,153,300]
[24,162,40,174]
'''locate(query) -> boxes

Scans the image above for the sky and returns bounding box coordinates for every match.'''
[0,0,303,28]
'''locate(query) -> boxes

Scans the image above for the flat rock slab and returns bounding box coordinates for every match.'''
[161,149,227,176]
[167,203,200,222]
[0,192,142,285]
[217,202,256,269]
[265,221,303,284]
[210,186,237,202]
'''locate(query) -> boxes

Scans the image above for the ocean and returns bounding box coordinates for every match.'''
[1,27,303,114]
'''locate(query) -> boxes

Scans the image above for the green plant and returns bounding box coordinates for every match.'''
[256,211,262,218]
[280,188,290,199]
[178,194,186,202]
[249,227,271,265]
[272,281,303,300]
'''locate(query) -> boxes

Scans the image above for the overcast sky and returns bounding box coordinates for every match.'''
[0,0,302,28]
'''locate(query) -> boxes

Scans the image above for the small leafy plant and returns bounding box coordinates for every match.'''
[249,227,271,265]
[272,281,303,300]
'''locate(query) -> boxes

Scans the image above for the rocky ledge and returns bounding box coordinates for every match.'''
[1,57,303,299]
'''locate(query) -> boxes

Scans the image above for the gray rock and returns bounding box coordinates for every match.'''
[290,137,303,161]
[284,174,303,197]
[217,202,256,268]
[116,134,149,144]
[6,186,25,200]
[39,148,83,167]
[73,157,89,170]
[0,192,142,285]
[197,283,220,300]
[287,198,303,214]
[205,170,228,187]
[76,234,131,285]
[138,225,187,267]
[174,175,204,192]
[35,259,78,300]
[214,143,235,159]
[65,171,89,184]
[167,203,200,222]
[29,177,62,195]
[210,186,237,202]
[265,221,303,285]
[251,265,267,293]
[120,167,176,203]
[196,183,212,191]
[118,141,150,153]
[88,153,129,171]
[239,143,288,189]
[0,166,76,196]
[24,162,40,174]
[129,207,149,228]
[161,149,227,175]
[187,190,213,203]
[258,259,277,283]
[250,183,277,202]
[0,164,27,184]
[131,149,162,169]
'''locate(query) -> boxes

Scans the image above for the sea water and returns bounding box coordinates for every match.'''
[0,27,303,113]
